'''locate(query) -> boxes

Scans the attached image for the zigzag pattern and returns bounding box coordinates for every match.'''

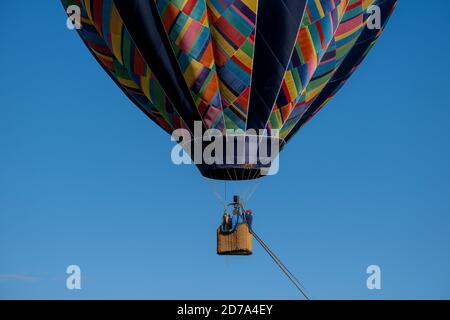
[280,0,379,139]
[268,0,349,130]
[62,0,188,133]
[207,0,258,130]
[283,0,398,141]
[156,0,225,130]
[62,0,396,144]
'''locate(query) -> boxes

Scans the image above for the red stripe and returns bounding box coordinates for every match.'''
[133,49,145,76]
[93,0,103,36]
[347,0,362,11]
[316,20,325,49]
[231,56,251,74]
[183,0,197,16]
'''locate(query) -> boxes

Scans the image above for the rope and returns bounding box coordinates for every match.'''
[244,179,261,204]
[251,229,311,300]
[205,178,225,207]
[215,194,309,299]
[213,177,308,298]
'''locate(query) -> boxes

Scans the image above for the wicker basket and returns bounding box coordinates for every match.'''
[217,223,252,255]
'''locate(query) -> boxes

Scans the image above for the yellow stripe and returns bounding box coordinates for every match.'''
[205,3,220,21]
[335,22,364,42]
[363,0,377,10]
[91,49,112,63]
[83,0,93,22]
[314,0,325,17]
[211,28,236,56]
[241,0,257,13]
[118,78,139,89]
[110,6,124,64]
[140,76,152,101]
[284,71,299,102]
[183,59,203,87]
[234,48,252,69]
[176,18,192,47]
[219,82,238,103]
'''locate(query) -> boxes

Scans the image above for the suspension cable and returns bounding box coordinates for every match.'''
[251,229,311,300]
[224,181,227,204]
[253,231,306,293]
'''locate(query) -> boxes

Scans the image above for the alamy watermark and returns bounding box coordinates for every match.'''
[66,5,82,30]
[367,5,382,30]
[366,265,382,290]
[65,5,382,31]
[170,121,281,176]
[66,265,81,290]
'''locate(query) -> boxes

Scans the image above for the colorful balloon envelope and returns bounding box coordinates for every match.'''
[62,0,397,180]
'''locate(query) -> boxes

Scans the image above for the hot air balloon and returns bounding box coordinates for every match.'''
[61,0,397,261]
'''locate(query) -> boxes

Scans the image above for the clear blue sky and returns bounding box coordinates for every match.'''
[1,1,450,300]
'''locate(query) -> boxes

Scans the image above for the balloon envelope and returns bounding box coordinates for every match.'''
[62,0,397,180]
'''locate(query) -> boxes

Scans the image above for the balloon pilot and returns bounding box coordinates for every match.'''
[220,195,254,233]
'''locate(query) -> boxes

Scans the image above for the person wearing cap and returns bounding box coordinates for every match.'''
[231,207,240,231]
[244,209,253,230]
[222,211,232,232]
